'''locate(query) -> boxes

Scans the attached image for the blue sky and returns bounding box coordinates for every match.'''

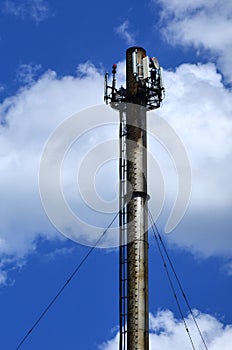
[0,0,232,349]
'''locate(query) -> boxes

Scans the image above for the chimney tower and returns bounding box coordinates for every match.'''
[104,47,164,350]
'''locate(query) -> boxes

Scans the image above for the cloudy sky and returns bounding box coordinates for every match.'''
[0,0,232,349]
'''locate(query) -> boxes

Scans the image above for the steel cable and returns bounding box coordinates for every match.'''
[15,211,120,350]
[148,210,196,350]
[148,208,209,350]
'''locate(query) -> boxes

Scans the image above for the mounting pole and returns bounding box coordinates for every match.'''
[104,46,164,350]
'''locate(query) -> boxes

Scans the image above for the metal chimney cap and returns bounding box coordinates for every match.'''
[126,46,146,54]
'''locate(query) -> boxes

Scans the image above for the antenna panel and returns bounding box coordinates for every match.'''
[152,57,160,69]
[143,56,150,79]
[132,51,137,76]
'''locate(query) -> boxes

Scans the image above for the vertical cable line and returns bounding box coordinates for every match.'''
[15,211,120,350]
[148,209,209,350]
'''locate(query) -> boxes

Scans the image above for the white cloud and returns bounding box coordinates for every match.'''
[0,63,103,260]
[158,0,232,82]
[3,0,49,22]
[100,309,232,350]
[0,85,5,93]
[148,62,232,258]
[16,63,42,84]
[0,270,8,285]
[100,333,119,350]
[0,57,232,282]
[222,261,232,277]
[44,247,75,261]
[115,20,135,45]
[0,256,25,286]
